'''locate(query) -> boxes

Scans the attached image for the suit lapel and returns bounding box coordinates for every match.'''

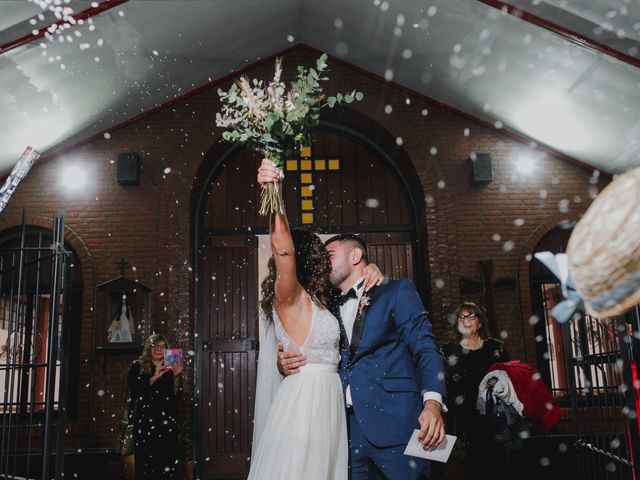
[338,312,349,352]
[349,286,377,362]
[329,289,349,352]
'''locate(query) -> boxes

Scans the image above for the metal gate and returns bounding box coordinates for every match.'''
[0,213,72,480]
[560,306,640,479]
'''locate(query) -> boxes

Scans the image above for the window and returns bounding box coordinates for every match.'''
[530,226,622,403]
[536,282,621,400]
[0,226,82,417]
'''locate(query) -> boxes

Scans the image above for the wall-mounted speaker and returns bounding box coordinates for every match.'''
[469,153,493,184]
[117,152,140,186]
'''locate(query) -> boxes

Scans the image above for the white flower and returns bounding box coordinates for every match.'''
[358,294,371,317]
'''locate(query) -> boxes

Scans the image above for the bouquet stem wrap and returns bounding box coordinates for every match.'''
[259,180,285,216]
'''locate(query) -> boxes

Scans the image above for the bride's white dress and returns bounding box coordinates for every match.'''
[248,301,348,480]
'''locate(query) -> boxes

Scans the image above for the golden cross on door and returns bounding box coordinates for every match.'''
[285,145,341,225]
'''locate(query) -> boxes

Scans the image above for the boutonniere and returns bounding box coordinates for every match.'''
[357,293,371,318]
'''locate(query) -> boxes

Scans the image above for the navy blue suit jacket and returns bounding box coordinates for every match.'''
[338,278,446,447]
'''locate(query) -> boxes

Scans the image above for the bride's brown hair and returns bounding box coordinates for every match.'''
[260,229,332,322]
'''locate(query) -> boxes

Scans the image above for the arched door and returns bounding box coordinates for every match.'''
[197,129,422,478]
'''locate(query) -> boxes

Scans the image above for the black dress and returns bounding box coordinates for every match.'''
[128,361,182,480]
[442,338,510,480]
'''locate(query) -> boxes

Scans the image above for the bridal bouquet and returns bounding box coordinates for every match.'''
[216,54,363,215]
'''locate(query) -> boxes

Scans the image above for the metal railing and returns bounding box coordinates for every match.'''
[564,310,636,479]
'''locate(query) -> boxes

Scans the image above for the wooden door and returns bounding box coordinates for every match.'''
[198,129,421,478]
[200,235,257,478]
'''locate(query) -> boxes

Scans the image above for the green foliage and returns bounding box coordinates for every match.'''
[216,54,364,168]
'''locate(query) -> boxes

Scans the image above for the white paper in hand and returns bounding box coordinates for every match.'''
[403,430,456,463]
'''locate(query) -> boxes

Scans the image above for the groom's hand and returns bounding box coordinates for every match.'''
[276,342,306,376]
[417,400,445,450]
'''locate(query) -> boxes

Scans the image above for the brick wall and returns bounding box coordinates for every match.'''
[1,48,609,451]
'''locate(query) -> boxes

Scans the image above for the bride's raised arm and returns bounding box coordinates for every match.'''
[257,158,303,307]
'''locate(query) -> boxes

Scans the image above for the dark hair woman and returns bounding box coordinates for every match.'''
[247,158,352,480]
[127,333,183,480]
[259,228,333,320]
[442,302,510,480]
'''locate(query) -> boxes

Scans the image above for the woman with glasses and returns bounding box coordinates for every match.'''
[442,302,509,480]
[127,333,183,479]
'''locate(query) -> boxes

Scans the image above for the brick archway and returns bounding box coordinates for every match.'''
[192,110,430,478]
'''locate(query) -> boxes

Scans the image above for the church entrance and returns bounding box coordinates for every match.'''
[195,127,426,478]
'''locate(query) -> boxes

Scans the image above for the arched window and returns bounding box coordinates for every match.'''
[530,225,622,403]
[0,225,83,418]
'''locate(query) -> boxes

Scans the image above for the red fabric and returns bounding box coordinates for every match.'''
[632,362,640,442]
[489,360,562,431]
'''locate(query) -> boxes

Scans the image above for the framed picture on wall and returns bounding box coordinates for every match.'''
[107,291,137,343]
[96,276,150,352]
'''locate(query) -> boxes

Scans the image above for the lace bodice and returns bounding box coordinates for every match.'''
[273,300,341,366]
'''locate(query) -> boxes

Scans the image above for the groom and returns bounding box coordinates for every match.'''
[279,233,446,479]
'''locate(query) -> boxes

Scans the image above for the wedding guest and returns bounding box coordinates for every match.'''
[442,302,510,480]
[128,334,182,480]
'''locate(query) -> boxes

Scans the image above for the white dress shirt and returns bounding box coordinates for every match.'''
[340,278,445,410]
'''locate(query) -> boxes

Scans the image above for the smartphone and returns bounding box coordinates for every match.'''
[164,348,182,371]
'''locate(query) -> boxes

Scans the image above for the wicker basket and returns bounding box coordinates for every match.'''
[567,167,640,317]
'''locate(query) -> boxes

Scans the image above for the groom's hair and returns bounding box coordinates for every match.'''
[324,234,369,264]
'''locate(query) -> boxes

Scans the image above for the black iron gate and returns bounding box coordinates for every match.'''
[0,213,72,480]
[561,307,640,479]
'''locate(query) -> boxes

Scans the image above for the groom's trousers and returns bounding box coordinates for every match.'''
[347,408,429,480]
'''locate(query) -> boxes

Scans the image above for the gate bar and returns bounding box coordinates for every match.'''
[41,214,66,480]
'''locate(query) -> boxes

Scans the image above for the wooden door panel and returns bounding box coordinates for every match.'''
[201,236,257,478]
[366,232,414,281]
[202,131,410,231]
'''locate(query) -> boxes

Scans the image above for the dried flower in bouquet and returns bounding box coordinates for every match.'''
[216,54,363,215]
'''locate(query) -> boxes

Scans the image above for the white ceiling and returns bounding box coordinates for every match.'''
[0,0,639,174]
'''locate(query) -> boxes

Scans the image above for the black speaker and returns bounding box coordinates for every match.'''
[469,153,493,184]
[117,152,140,186]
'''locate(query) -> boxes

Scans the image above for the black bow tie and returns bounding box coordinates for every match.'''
[338,288,358,306]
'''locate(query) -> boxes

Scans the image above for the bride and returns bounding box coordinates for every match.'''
[249,159,380,479]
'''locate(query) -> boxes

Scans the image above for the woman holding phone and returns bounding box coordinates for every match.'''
[128,333,183,479]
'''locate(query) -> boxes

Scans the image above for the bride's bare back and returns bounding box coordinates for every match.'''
[274,294,313,346]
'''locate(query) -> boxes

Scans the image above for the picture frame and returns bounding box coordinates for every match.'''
[95,276,150,352]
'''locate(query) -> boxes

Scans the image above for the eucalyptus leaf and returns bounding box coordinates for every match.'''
[317,54,327,69]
